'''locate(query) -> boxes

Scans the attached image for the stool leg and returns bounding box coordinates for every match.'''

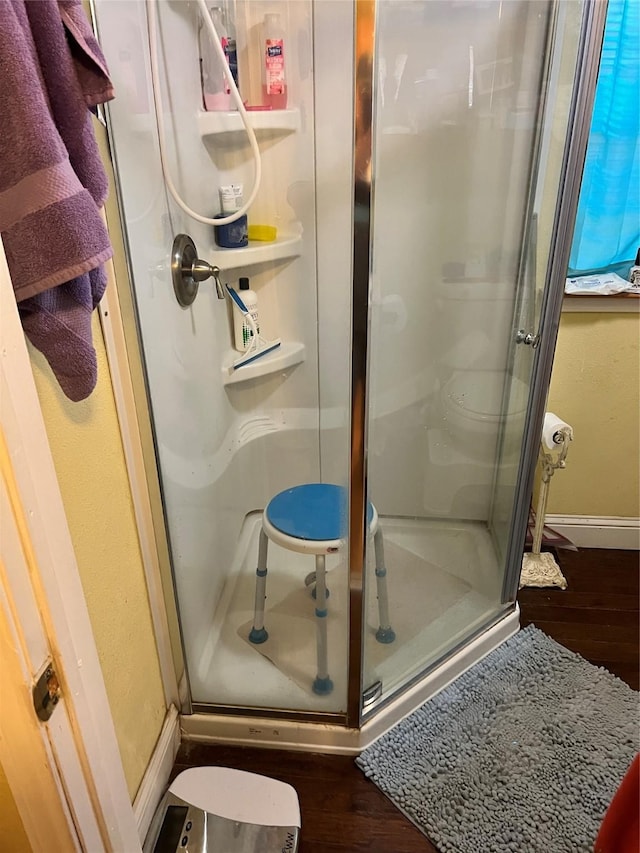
[249,529,269,644]
[312,554,333,695]
[374,528,395,644]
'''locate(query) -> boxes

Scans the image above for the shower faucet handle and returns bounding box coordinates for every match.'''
[171,233,225,307]
[191,259,219,282]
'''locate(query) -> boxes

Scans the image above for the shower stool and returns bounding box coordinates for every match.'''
[248,483,395,696]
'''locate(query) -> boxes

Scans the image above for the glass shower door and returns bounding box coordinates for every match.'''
[362,0,585,709]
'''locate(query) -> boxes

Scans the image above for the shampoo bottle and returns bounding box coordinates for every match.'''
[262,13,287,109]
[233,278,259,352]
[200,6,238,111]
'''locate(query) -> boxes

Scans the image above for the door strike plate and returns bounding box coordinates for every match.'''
[33,663,61,721]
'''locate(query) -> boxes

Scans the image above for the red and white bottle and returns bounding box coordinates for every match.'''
[262,13,287,109]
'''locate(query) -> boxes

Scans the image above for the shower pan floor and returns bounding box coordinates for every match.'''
[189,514,504,714]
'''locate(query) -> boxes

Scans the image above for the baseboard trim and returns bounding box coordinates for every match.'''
[545,515,640,550]
[133,705,180,844]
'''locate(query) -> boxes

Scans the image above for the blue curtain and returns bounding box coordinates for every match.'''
[568,0,640,276]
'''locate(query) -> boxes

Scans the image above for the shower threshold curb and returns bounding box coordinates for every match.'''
[180,606,519,755]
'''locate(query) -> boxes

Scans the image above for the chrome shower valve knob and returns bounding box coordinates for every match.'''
[171,233,225,307]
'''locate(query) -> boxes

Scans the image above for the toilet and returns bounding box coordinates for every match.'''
[434,279,528,464]
[423,279,529,518]
[441,369,529,462]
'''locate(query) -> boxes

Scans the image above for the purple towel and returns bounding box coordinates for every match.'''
[0,0,114,401]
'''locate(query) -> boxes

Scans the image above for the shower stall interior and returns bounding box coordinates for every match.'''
[93,0,599,744]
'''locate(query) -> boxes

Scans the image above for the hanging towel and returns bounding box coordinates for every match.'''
[0,0,114,401]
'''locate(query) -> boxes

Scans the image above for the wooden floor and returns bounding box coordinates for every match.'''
[518,547,639,691]
[172,548,639,852]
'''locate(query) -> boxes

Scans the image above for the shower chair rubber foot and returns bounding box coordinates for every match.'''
[312,676,334,695]
[249,627,269,644]
[375,626,396,644]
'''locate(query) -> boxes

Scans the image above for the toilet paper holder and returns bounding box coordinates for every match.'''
[520,413,573,591]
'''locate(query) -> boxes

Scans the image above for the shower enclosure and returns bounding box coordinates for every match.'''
[93,0,603,744]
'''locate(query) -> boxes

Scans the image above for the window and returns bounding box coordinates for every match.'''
[569,0,639,278]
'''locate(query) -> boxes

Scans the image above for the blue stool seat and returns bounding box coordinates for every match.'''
[266,484,374,541]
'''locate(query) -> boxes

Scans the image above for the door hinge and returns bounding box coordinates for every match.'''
[33,662,61,721]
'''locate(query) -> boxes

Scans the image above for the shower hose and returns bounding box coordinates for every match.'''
[146,0,262,226]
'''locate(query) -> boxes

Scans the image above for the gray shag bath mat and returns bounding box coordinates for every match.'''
[356,626,639,853]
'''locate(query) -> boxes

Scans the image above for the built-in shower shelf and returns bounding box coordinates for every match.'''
[209,233,302,270]
[222,341,306,386]
[198,108,301,139]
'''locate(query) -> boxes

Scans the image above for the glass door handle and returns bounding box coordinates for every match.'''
[516,329,541,348]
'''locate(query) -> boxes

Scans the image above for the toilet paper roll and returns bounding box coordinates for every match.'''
[542,412,573,450]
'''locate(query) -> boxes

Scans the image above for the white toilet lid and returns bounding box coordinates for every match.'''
[444,371,528,420]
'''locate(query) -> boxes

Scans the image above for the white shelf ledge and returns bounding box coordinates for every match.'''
[209,234,302,270]
[198,108,301,139]
[222,341,306,386]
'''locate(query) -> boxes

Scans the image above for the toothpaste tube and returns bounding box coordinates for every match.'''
[219,184,243,214]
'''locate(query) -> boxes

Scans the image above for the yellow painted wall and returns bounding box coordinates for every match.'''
[0,765,31,853]
[28,309,166,800]
[545,309,640,517]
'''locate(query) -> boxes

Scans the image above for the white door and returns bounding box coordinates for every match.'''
[0,243,141,852]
